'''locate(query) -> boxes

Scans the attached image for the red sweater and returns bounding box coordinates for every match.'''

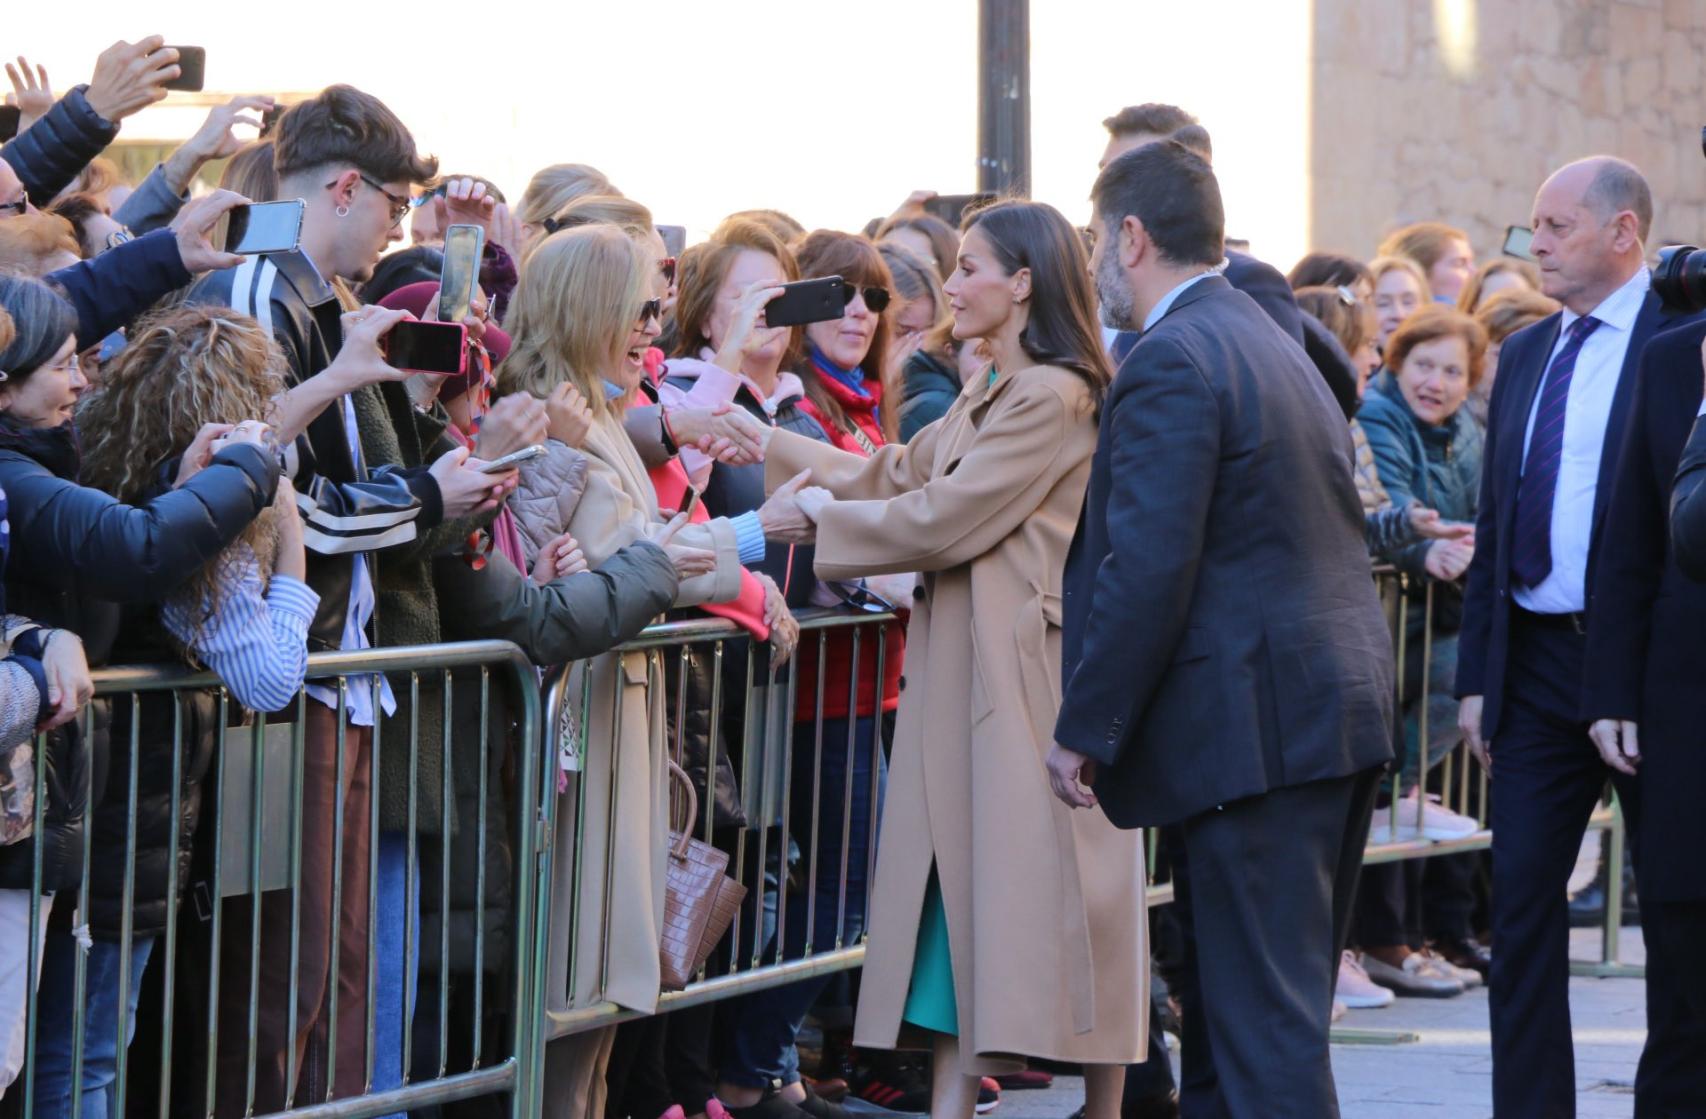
[795,371,906,721]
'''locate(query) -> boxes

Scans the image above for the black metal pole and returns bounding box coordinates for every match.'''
[977,0,1030,197]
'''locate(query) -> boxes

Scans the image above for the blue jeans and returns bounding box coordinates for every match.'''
[374,832,420,1119]
[722,716,885,1088]
[31,932,155,1119]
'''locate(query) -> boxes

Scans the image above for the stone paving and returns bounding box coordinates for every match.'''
[990,927,1646,1119]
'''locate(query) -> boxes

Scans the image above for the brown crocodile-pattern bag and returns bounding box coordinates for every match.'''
[660,760,747,991]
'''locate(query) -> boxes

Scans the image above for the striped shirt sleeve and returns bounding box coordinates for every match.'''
[162,547,319,713]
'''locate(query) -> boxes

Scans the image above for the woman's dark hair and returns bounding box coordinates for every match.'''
[1293,285,1369,358]
[963,200,1113,406]
[1091,140,1224,269]
[273,84,438,186]
[48,192,107,258]
[1288,252,1373,292]
[876,213,960,281]
[792,230,899,445]
[0,273,79,386]
[362,246,445,305]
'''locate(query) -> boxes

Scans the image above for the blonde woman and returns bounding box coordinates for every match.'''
[516,162,616,256]
[496,224,805,1119]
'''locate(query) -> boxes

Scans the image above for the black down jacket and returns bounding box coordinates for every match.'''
[0,85,119,205]
[0,421,277,894]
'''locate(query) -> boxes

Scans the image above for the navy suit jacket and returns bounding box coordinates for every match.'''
[1673,414,1706,580]
[1456,289,1680,738]
[1055,275,1394,828]
[1582,316,1706,901]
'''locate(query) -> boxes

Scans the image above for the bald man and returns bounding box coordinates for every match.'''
[1456,156,1695,1116]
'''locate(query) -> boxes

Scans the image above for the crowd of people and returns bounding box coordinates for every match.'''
[1,36,1704,1119]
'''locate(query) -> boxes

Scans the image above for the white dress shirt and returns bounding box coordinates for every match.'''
[1514,265,1650,614]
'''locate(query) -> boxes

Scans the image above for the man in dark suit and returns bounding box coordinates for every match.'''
[1582,319,1706,1115]
[1049,140,1393,1119]
[1100,103,1360,420]
[1455,156,1686,1117]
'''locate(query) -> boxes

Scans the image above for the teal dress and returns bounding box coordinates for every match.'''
[901,868,958,1035]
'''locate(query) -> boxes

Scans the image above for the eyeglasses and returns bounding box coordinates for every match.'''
[659,256,677,286]
[332,173,411,227]
[842,284,891,313]
[638,298,662,324]
[0,197,26,218]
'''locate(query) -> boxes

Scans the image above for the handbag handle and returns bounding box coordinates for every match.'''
[666,759,698,860]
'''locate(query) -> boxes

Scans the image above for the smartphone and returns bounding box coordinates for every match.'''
[164,46,206,92]
[1503,224,1536,261]
[0,106,19,144]
[765,276,847,328]
[258,103,284,138]
[923,192,996,228]
[384,320,467,376]
[679,485,701,520]
[479,444,547,473]
[438,224,485,324]
[657,225,687,259]
[226,200,305,255]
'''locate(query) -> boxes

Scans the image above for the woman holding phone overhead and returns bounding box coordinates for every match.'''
[748,201,1145,1119]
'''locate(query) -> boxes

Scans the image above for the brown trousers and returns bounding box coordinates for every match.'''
[215,702,373,1116]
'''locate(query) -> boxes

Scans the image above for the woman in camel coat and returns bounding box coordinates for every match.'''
[758,202,1146,1119]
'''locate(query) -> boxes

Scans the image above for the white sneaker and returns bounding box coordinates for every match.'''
[1336,950,1396,1008]
[1390,792,1481,840]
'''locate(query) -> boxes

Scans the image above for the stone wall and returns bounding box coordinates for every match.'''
[1309,0,1706,261]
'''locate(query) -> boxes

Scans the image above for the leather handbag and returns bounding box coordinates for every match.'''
[659,760,747,990]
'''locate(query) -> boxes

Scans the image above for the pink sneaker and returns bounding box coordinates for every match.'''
[1336,950,1396,1008]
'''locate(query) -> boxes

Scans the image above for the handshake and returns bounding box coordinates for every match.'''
[664,404,833,545]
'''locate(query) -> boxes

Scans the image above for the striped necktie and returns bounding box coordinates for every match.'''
[1511,314,1602,588]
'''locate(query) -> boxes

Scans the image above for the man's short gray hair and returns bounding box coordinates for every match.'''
[1580,156,1653,244]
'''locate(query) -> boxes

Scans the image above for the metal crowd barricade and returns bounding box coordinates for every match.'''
[530,605,1177,1068]
[10,640,540,1119]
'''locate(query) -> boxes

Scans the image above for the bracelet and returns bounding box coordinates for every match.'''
[659,408,681,455]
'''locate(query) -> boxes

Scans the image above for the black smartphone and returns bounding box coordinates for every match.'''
[923,192,996,228]
[0,106,19,144]
[680,485,701,519]
[258,103,284,138]
[164,46,206,92]
[226,200,305,255]
[765,276,847,328]
[384,320,468,375]
[438,223,484,324]
[1503,224,1535,261]
[657,225,687,259]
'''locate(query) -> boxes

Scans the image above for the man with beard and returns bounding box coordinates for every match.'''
[1047,140,1394,1118]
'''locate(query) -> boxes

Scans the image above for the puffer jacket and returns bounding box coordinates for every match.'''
[45,229,192,348]
[0,421,277,893]
[0,85,118,205]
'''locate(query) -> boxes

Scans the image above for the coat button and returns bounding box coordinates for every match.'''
[898,675,907,692]
[912,586,925,602]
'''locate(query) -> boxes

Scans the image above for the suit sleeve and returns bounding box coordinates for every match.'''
[1054,339,1219,765]
[1673,416,1706,581]
[1582,349,1670,723]
[1456,335,1525,698]
[802,381,1092,579]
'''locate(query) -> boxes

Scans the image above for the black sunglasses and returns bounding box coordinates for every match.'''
[638,298,662,324]
[0,197,26,217]
[842,284,891,313]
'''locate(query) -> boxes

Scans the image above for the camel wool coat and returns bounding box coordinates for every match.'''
[520,411,743,1019]
[764,363,1148,1075]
